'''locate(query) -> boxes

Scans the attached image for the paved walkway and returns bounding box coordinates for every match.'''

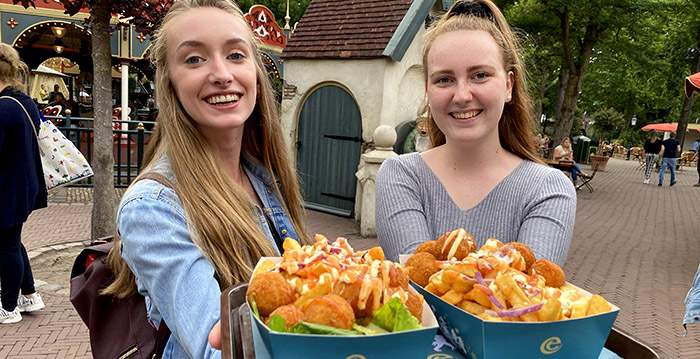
[3,157,700,358]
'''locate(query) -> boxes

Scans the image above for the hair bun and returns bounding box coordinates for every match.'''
[448,0,495,22]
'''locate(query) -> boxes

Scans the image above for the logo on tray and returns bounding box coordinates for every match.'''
[540,337,562,354]
[428,354,454,359]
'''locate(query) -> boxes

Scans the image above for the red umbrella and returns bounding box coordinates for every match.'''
[686,72,700,97]
[641,123,700,133]
[642,123,677,132]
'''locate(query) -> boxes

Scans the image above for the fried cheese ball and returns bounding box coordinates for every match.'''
[435,229,476,260]
[265,304,305,329]
[530,259,566,288]
[332,281,373,317]
[504,242,536,271]
[246,271,295,317]
[303,294,355,330]
[405,251,439,287]
[414,240,439,257]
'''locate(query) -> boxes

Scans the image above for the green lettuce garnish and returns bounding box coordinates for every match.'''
[288,321,358,335]
[260,296,422,335]
[249,295,260,320]
[372,297,423,332]
[268,314,287,332]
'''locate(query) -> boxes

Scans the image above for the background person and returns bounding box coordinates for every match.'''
[375,0,576,266]
[642,131,662,184]
[101,1,312,357]
[554,137,590,186]
[658,131,680,186]
[0,43,47,324]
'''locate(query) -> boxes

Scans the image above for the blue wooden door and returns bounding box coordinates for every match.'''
[297,85,362,217]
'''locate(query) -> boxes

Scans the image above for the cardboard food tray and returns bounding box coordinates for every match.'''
[225,256,439,359]
[221,284,662,359]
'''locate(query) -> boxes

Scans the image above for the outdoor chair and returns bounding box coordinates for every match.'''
[576,162,600,193]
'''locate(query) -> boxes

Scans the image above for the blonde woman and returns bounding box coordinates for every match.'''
[375,0,576,266]
[0,44,47,324]
[642,131,662,184]
[102,1,311,357]
[554,137,589,185]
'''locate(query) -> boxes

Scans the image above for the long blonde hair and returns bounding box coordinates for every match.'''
[422,0,542,164]
[0,43,28,91]
[105,0,311,297]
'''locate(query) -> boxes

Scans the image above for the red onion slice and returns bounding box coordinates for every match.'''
[475,271,504,310]
[485,302,544,318]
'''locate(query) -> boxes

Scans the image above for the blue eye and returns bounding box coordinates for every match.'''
[185,56,202,64]
[228,52,245,61]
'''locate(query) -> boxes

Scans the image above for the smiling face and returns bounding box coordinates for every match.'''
[166,7,257,140]
[426,29,512,146]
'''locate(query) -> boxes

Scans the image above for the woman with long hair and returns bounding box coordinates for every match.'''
[554,137,590,186]
[102,1,311,356]
[0,43,47,324]
[643,131,662,184]
[375,0,576,266]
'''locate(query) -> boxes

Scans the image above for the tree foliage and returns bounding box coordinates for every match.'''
[503,0,700,150]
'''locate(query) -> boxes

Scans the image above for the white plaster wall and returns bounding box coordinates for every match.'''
[379,25,428,132]
[280,58,387,157]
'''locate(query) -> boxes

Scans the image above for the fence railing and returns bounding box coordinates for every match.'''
[45,113,156,188]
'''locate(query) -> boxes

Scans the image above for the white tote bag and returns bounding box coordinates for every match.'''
[2,96,94,190]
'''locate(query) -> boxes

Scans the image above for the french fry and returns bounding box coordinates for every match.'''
[537,298,562,322]
[459,300,488,316]
[466,284,493,308]
[294,281,331,309]
[368,247,385,261]
[282,237,301,252]
[494,274,529,308]
[586,294,611,316]
[441,289,464,305]
[569,298,590,319]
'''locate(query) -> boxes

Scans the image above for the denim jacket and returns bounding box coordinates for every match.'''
[685,261,700,335]
[117,155,299,358]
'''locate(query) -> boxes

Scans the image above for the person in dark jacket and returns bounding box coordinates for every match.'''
[658,131,681,187]
[0,43,47,324]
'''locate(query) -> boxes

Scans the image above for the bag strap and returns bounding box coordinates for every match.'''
[138,172,175,189]
[135,171,173,358]
[0,95,38,138]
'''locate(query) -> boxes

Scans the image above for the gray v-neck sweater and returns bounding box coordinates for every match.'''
[375,153,576,266]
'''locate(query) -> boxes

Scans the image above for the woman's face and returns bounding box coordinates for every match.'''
[563,138,570,148]
[166,7,257,139]
[426,29,513,145]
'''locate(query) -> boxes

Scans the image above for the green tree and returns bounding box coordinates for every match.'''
[591,107,625,142]
[504,0,655,148]
[237,0,311,28]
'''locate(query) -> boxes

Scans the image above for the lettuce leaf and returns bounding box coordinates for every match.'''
[249,295,260,320]
[288,321,359,335]
[372,297,423,332]
[268,314,287,332]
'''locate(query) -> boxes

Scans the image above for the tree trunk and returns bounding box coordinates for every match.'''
[677,28,700,150]
[89,2,117,240]
[554,68,568,123]
[553,70,583,146]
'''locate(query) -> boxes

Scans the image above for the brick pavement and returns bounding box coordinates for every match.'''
[3,158,700,358]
